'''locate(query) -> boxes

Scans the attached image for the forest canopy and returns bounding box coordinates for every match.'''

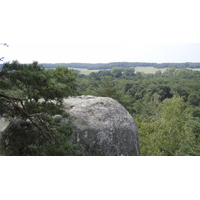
[75,66,200,156]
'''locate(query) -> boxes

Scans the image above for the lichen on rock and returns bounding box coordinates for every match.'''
[64,95,140,156]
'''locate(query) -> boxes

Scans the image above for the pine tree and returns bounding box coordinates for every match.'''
[0,61,85,155]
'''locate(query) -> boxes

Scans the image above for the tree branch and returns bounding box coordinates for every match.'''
[0,93,55,142]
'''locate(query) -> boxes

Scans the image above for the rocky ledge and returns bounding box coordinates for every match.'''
[63,95,139,156]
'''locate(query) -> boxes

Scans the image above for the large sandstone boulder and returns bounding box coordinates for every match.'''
[0,96,140,156]
[63,95,139,156]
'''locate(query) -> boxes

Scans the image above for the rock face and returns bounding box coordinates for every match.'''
[0,117,10,132]
[0,95,140,156]
[63,95,139,156]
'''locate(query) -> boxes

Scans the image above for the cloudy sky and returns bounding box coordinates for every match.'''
[1,0,200,64]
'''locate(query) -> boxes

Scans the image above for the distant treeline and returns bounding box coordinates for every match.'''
[37,62,155,70]
[1,62,200,70]
[154,62,200,69]
[33,62,200,70]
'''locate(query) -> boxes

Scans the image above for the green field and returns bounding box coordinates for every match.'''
[71,67,168,75]
[78,69,100,75]
[69,68,99,75]
[135,67,167,73]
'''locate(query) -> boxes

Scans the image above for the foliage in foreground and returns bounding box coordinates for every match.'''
[0,61,85,156]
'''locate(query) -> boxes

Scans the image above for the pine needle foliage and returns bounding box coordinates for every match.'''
[0,61,85,156]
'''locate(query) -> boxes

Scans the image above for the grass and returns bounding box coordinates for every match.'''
[70,68,100,75]
[135,67,167,74]
[70,67,168,75]
[79,69,100,75]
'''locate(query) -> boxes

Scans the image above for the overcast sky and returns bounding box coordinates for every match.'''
[1,0,200,64]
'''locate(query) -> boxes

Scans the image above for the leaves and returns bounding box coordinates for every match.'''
[0,61,84,156]
[75,65,200,156]
[137,96,194,156]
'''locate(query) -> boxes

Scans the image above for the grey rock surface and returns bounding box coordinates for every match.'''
[0,118,10,132]
[63,95,140,156]
[0,118,10,155]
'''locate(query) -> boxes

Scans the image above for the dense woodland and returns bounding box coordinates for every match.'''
[75,67,200,156]
[1,61,200,155]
